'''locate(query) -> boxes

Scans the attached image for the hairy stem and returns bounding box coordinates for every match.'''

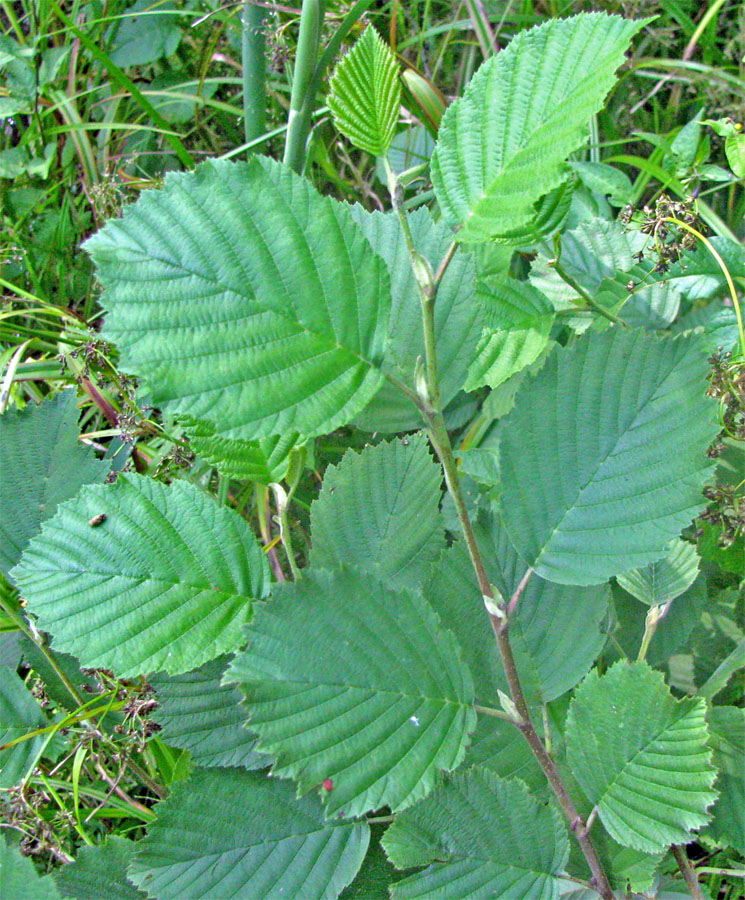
[385,166,616,900]
[672,844,704,900]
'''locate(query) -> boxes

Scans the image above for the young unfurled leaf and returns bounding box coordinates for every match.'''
[616,538,700,606]
[464,278,555,390]
[328,27,401,157]
[566,661,717,853]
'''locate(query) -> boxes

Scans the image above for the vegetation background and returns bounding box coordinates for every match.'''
[0,0,743,898]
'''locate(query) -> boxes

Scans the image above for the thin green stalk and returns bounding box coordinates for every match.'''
[241,0,267,148]
[272,483,301,581]
[284,0,326,173]
[637,603,663,662]
[549,254,622,325]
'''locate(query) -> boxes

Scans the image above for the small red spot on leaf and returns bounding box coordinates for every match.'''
[322,778,334,792]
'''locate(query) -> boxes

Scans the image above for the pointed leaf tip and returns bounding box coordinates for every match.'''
[329,27,402,157]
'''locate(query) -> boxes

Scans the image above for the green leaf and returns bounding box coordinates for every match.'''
[498,328,718,585]
[150,656,269,769]
[128,768,369,900]
[12,474,269,678]
[431,14,645,242]
[565,661,717,853]
[84,157,391,442]
[616,538,700,606]
[309,435,445,590]
[570,161,633,206]
[225,568,476,818]
[0,672,47,788]
[702,706,745,854]
[1,837,65,900]
[383,769,569,900]
[54,837,146,900]
[348,206,480,433]
[340,825,404,900]
[724,132,745,177]
[107,0,181,67]
[183,417,301,484]
[328,27,401,157]
[672,305,741,355]
[0,391,109,577]
[464,278,555,390]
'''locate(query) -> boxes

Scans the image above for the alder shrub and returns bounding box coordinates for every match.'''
[2,12,744,900]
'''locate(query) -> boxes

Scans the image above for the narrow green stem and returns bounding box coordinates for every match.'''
[272,483,301,581]
[637,603,662,662]
[550,257,622,325]
[241,0,267,148]
[672,844,704,900]
[0,596,85,709]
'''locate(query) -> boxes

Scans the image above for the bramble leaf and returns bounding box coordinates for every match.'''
[0,391,109,577]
